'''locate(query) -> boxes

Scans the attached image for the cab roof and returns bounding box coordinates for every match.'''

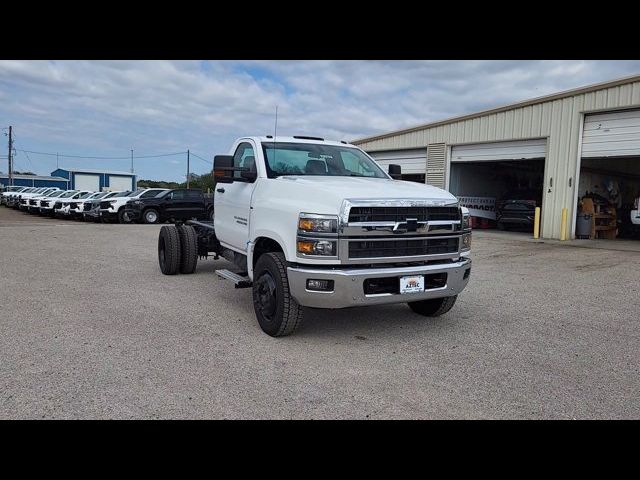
[251,136,356,147]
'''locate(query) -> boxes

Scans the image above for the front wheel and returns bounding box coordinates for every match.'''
[118,208,131,224]
[408,295,457,317]
[252,252,303,337]
[143,208,160,224]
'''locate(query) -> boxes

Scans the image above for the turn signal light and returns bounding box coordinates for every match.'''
[297,241,315,254]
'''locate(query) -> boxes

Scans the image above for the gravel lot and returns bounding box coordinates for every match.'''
[1,206,639,419]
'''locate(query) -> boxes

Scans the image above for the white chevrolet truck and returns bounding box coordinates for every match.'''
[157,136,472,337]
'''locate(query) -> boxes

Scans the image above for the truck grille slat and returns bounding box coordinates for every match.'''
[348,206,460,223]
[349,237,458,259]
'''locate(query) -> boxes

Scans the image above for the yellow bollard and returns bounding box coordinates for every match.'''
[560,208,568,241]
[533,207,541,239]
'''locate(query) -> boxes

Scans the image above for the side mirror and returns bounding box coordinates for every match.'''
[240,170,257,182]
[388,164,402,180]
[213,155,234,184]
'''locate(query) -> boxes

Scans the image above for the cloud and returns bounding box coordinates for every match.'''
[1,60,639,181]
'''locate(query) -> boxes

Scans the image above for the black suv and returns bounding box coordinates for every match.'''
[124,188,214,224]
[495,188,542,231]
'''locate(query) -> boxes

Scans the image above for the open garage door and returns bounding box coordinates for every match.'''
[108,175,132,191]
[74,174,100,191]
[449,139,546,232]
[368,149,427,183]
[577,109,640,240]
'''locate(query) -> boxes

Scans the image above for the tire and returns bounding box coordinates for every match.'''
[252,252,303,337]
[118,208,131,224]
[177,225,198,274]
[408,295,458,317]
[143,208,160,224]
[497,222,506,231]
[158,225,181,275]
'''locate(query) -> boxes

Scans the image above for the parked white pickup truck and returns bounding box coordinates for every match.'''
[157,136,472,337]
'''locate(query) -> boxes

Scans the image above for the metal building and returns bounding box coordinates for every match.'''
[353,74,640,240]
[51,168,136,192]
[0,173,69,189]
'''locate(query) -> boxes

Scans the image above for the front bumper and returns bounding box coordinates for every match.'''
[287,257,471,309]
[55,204,71,215]
[100,209,117,219]
[84,206,102,218]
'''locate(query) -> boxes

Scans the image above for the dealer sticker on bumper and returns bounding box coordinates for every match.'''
[400,275,424,294]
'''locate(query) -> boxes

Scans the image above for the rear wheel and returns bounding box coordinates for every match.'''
[177,225,198,274]
[143,208,160,224]
[408,295,457,317]
[497,221,506,231]
[252,252,303,337]
[158,225,181,275]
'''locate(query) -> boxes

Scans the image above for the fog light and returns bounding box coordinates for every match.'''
[306,279,334,291]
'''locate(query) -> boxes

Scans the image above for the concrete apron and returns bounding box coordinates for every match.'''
[472,229,640,254]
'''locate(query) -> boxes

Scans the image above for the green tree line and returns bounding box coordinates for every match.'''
[137,172,216,192]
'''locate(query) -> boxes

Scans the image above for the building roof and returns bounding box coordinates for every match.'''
[54,167,135,176]
[0,173,68,181]
[352,73,640,145]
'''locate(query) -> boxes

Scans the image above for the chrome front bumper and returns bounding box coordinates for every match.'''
[287,258,471,309]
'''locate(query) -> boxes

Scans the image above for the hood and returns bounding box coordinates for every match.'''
[272,176,457,212]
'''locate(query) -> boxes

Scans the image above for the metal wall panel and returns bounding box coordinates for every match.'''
[582,109,640,157]
[368,149,427,174]
[451,139,546,162]
[355,79,640,239]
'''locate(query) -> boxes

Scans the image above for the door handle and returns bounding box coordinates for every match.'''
[217,188,225,193]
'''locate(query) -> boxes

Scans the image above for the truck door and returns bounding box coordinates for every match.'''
[165,189,187,218]
[214,141,257,253]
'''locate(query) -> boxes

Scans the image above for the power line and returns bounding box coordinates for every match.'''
[189,152,213,165]
[15,149,188,160]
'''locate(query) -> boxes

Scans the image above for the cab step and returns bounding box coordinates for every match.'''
[215,269,252,288]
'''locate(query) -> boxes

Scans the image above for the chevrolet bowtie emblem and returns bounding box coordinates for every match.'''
[393,217,419,233]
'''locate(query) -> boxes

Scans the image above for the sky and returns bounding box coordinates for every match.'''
[1,60,640,182]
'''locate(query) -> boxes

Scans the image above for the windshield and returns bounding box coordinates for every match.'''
[59,190,78,198]
[48,191,65,197]
[77,192,94,199]
[261,142,387,179]
[90,192,108,199]
[112,190,132,198]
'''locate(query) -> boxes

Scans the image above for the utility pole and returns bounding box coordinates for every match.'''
[56,152,59,169]
[131,149,137,190]
[7,126,13,186]
[186,149,190,189]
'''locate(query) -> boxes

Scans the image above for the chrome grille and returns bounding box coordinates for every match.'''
[348,206,460,223]
[348,237,459,259]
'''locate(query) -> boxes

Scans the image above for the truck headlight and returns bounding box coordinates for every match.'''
[461,233,472,251]
[297,238,337,256]
[462,213,470,230]
[298,213,338,234]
